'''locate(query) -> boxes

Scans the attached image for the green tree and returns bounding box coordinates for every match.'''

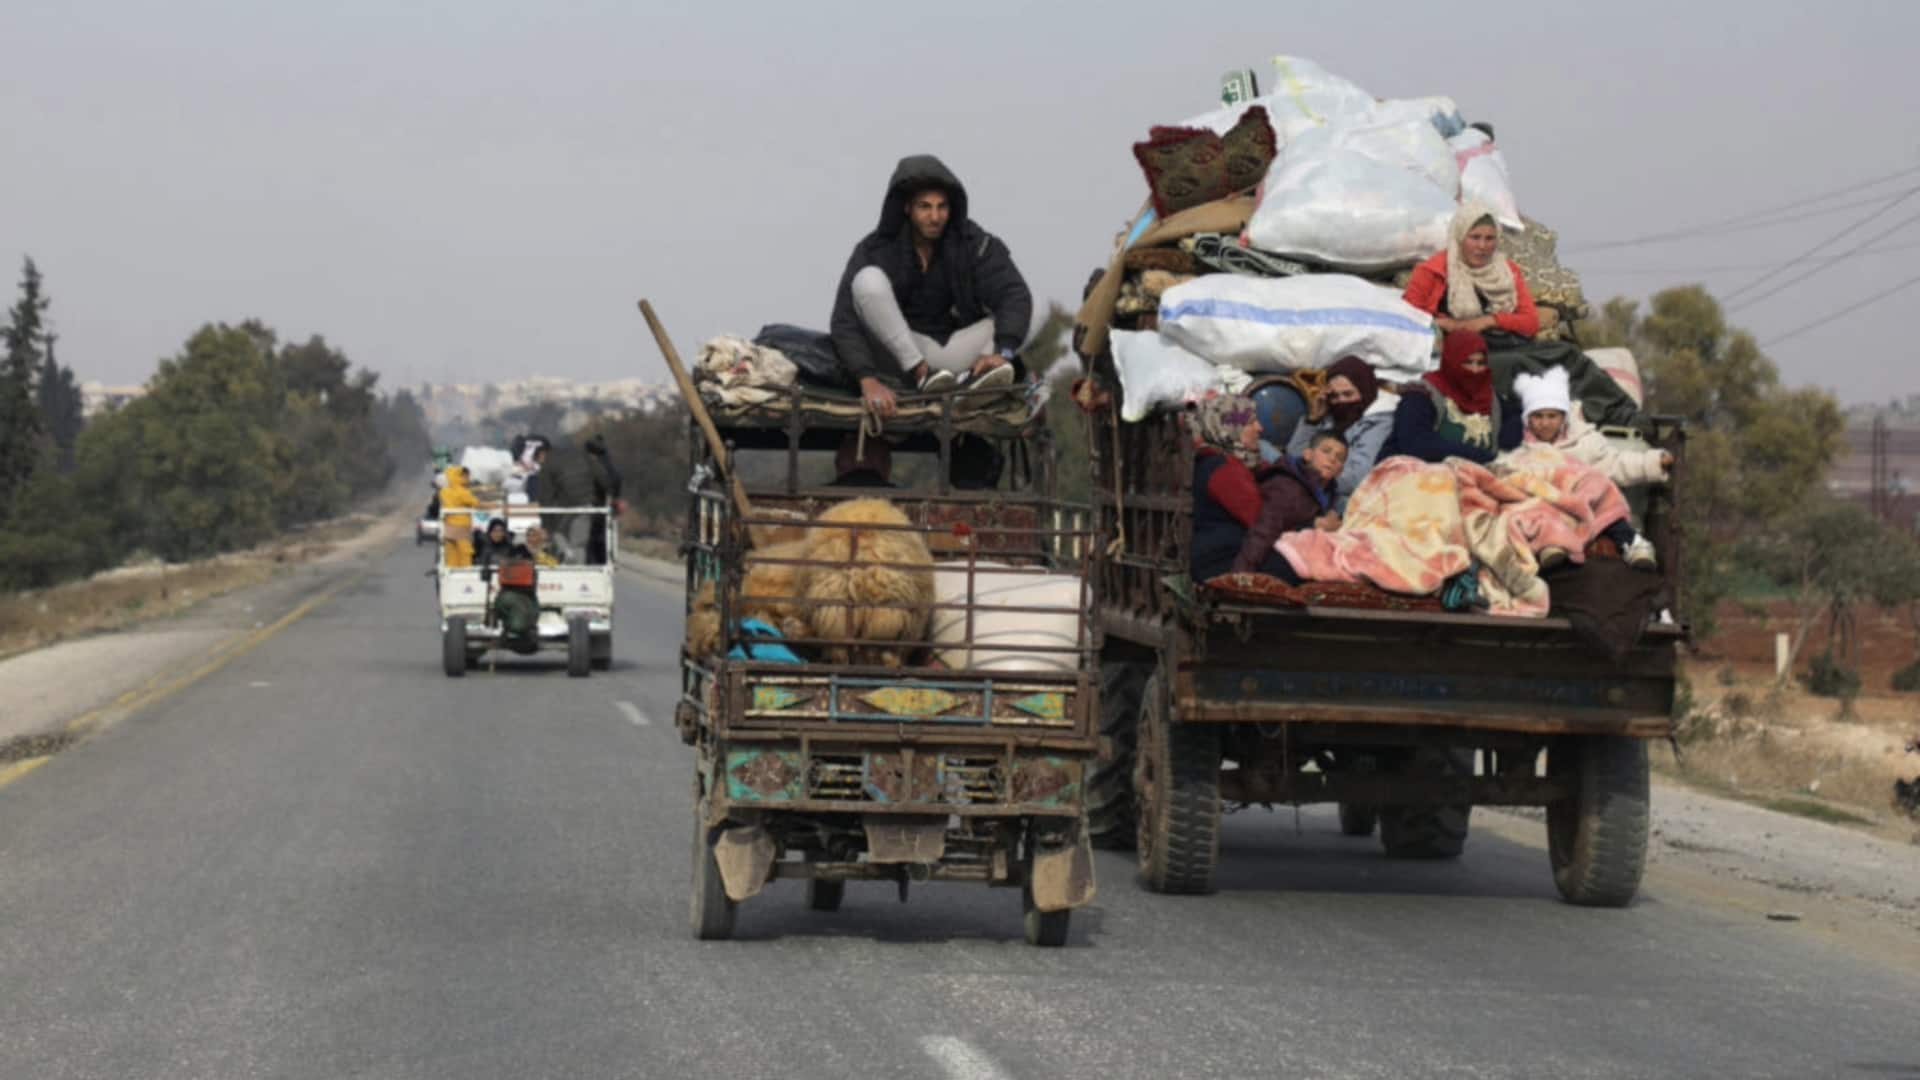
[36,332,84,473]
[0,258,49,516]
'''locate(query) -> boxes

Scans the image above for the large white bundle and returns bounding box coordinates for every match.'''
[1157,273,1436,374]
[1244,148,1455,270]
[1182,54,1375,141]
[1284,112,1459,196]
[930,564,1083,673]
[458,446,515,488]
[1111,330,1226,422]
[1448,128,1522,230]
[1585,347,1643,407]
[1377,95,1466,139]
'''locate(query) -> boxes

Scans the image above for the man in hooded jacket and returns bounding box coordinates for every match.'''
[830,155,1033,417]
[539,435,624,565]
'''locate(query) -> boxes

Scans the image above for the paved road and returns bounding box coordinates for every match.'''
[3,543,1916,1080]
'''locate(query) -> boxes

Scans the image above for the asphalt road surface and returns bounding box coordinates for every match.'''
[3,544,1916,1080]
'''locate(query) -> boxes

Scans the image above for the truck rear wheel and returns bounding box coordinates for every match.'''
[567,615,591,678]
[442,616,467,678]
[1547,735,1650,907]
[1135,672,1221,894]
[1086,661,1148,849]
[690,814,737,940]
[1378,748,1472,859]
[591,631,612,671]
[1022,882,1071,947]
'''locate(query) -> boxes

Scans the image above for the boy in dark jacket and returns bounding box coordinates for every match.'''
[831,155,1033,418]
[1233,432,1347,578]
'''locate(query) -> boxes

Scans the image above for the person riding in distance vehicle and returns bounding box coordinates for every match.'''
[830,155,1034,418]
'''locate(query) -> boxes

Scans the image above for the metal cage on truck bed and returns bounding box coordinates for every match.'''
[674,392,1102,945]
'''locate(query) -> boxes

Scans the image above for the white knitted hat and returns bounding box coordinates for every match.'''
[1515,366,1572,420]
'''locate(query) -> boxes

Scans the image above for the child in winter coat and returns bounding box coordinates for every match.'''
[1512,368,1659,570]
[1233,431,1347,579]
[1512,367,1671,488]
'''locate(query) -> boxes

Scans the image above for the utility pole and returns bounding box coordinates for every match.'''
[1869,414,1889,522]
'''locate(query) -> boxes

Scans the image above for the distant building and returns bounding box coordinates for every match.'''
[79,380,146,416]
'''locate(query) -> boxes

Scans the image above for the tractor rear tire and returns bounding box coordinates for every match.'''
[442,617,467,678]
[1086,661,1148,849]
[1547,735,1650,907]
[1135,672,1222,895]
[567,615,591,678]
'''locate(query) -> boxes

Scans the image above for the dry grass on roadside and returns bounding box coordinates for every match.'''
[0,513,385,659]
[1664,669,1919,832]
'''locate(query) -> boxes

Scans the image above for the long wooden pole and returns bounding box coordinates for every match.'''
[638,299,753,519]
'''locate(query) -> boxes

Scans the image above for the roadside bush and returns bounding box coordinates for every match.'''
[1891,659,1920,693]
[1805,650,1861,700]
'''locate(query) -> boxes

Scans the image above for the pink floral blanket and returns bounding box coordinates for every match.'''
[1279,446,1631,617]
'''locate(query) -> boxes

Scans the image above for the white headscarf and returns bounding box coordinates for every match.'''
[1445,202,1518,320]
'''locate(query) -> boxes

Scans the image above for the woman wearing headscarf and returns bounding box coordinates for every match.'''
[1401,203,1540,339]
[1284,355,1391,510]
[1382,330,1523,464]
[1188,394,1266,582]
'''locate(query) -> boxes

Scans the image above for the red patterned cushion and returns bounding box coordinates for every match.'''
[1132,107,1275,218]
[1201,573,1446,613]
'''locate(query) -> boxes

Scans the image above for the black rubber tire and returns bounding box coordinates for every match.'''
[1135,671,1222,894]
[689,815,737,940]
[442,616,467,678]
[590,632,612,671]
[1022,882,1071,947]
[1086,661,1148,849]
[1547,735,1650,907]
[1378,748,1472,859]
[566,615,591,678]
[1337,802,1378,837]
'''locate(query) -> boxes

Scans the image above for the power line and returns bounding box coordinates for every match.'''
[1727,207,1920,312]
[1565,163,1920,253]
[1721,186,1920,304]
[1762,271,1920,348]
[1579,238,1920,276]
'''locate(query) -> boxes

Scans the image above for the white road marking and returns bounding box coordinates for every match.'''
[920,1035,1013,1080]
[616,701,650,727]
[249,681,272,688]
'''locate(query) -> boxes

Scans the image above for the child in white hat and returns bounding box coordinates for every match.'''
[1514,367,1660,571]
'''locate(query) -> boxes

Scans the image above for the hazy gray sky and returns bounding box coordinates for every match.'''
[6,1,1918,403]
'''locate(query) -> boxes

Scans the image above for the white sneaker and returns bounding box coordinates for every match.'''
[961,362,1016,392]
[917,369,958,394]
[1624,534,1658,571]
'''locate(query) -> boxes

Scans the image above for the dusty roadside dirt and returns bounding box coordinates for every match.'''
[0,506,414,753]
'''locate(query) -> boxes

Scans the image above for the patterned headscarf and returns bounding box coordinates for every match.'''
[1445,202,1519,320]
[1189,393,1261,466]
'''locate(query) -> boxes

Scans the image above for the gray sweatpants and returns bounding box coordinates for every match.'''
[851,265,995,377]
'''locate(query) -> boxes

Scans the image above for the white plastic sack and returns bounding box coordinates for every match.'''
[1111,330,1226,422]
[1283,112,1458,197]
[1244,148,1455,270]
[1157,273,1436,374]
[459,446,514,488]
[1182,55,1375,142]
[1376,95,1466,139]
[930,563,1083,673]
[1448,129,1522,230]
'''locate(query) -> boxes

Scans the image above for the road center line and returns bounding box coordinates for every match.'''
[616,701,650,727]
[919,1035,1012,1080]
